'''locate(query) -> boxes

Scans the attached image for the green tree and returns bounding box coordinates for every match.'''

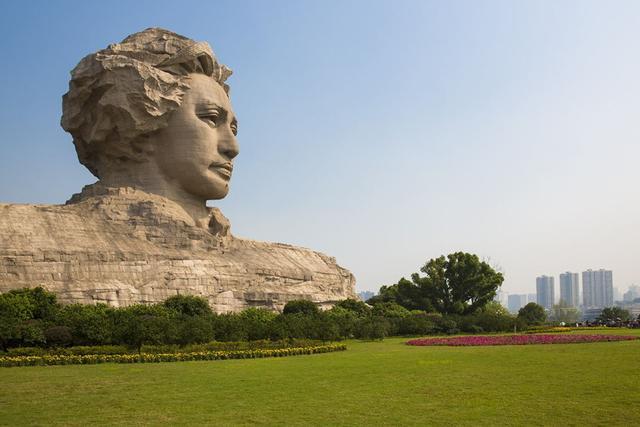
[164,295,212,317]
[369,278,432,311]
[283,300,319,316]
[473,301,516,332]
[333,299,371,316]
[517,303,547,326]
[0,292,36,350]
[239,308,277,341]
[175,315,214,345]
[371,302,411,319]
[326,306,358,338]
[597,307,631,323]
[57,303,115,345]
[374,253,504,315]
[212,313,248,341]
[114,305,175,352]
[6,287,59,321]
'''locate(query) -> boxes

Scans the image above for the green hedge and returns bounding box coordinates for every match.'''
[3,339,323,357]
[0,344,347,367]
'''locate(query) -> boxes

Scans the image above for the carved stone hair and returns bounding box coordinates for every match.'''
[61,28,232,178]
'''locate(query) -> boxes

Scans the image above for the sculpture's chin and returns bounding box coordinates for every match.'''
[200,183,230,201]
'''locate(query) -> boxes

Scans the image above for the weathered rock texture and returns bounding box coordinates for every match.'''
[0,28,356,311]
[0,185,355,312]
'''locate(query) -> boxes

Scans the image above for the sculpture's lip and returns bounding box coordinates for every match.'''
[209,162,233,180]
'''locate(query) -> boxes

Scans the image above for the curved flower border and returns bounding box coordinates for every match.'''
[0,344,347,368]
[406,334,637,347]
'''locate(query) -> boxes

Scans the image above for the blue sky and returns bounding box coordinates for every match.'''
[1,1,639,297]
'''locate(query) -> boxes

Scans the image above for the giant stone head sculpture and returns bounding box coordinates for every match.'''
[61,28,239,208]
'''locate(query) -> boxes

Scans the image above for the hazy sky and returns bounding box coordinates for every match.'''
[0,1,638,296]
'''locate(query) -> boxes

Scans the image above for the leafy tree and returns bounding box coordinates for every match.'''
[473,301,516,332]
[0,292,36,350]
[57,303,116,345]
[371,302,411,319]
[44,326,73,347]
[597,307,631,323]
[333,298,371,316]
[114,305,175,352]
[7,287,59,321]
[212,313,248,341]
[16,320,46,346]
[326,306,358,338]
[239,308,277,341]
[412,253,503,315]
[311,312,341,342]
[374,253,503,315]
[283,300,319,316]
[517,303,546,326]
[354,317,389,340]
[175,315,213,346]
[369,278,432,311]
[164,295,212,317]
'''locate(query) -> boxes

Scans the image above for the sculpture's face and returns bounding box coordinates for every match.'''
[153,73,239,200]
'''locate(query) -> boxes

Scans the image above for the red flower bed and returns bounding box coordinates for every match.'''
[406,334,638,347]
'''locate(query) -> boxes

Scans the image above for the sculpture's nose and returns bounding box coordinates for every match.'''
[218,127,239,161]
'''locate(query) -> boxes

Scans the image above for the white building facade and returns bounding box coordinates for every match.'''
[582,269,613,308]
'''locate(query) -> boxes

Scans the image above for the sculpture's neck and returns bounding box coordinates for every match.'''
[99,166,210,228]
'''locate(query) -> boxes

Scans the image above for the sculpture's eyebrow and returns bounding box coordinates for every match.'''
[196,101,225,113]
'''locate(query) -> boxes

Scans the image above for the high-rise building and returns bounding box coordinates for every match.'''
[559,272,580,307]
[527,294,537,303]
[582,269,613,308]
[507,294,528,313]
[536,275,555,310]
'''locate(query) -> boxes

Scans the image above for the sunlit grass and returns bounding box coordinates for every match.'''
[2,330,639,426]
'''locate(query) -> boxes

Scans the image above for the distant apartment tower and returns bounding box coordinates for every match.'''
[559,272,580,307]
[582,269,613,308]
[527,294,537,303]
[536,275,555,310]
[507,294,528,314]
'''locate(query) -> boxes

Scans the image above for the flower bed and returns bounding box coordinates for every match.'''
[406,334,637,347]
[0,344,347,368]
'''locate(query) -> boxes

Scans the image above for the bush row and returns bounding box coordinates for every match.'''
[1,288,526,352]
[3,339,323,357]
[0,344,347,367]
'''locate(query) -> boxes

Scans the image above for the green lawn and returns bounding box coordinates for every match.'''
[2,330,639,426]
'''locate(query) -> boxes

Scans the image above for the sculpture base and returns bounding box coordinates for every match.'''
[0,186,355,312]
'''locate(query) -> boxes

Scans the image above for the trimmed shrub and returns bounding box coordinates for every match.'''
[0,344,348,367]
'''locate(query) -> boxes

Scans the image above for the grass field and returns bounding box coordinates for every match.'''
[1,329,639,426]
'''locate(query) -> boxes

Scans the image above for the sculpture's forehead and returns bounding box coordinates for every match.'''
[185,74,232,110]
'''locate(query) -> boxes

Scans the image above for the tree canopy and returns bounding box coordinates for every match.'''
[597,307,631,323]
[370,252,504,315]
[517,303,546,326]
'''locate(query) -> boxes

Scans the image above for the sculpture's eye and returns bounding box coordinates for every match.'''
[202,113,219,126]
[230,120,238,136]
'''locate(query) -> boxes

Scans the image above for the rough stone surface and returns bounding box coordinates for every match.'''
[0,185,355,312]
[0,28,356,311]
